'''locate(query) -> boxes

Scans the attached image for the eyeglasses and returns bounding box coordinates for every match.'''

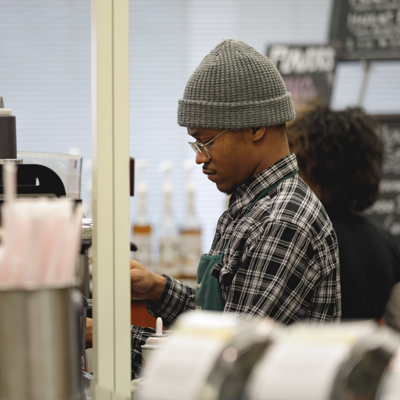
[188,129,228,160]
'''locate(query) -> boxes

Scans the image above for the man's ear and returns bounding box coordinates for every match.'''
[252,126,267,141]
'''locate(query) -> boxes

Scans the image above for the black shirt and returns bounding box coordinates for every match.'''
[331,213,400,321]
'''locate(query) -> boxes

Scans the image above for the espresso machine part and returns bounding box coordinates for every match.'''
[0,96,22,166]
[0,95,17,161]
[79,218,93,371]
[17,151,83,199]
[82,218,93,248]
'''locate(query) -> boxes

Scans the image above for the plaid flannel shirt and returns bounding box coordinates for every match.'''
[131,154,341,376]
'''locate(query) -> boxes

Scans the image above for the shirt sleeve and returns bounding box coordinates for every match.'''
[146,275,196,327]
[130,277,196,377]
[220,219,340,324]
[130,325,155,378]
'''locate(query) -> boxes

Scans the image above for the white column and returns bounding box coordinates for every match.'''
[91,0,131,399]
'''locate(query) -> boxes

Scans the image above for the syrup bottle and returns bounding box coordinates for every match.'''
[132,160,154,271]
[180,159,202,283]
[158,160,181,278]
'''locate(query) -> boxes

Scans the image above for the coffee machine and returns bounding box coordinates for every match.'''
[0,96,93,398]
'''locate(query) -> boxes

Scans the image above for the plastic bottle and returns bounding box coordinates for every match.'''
[180,159,202,283]
[158,160,181,278]
[132,160,154,271]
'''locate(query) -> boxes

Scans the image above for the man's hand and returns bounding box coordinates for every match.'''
[130,259,166,302]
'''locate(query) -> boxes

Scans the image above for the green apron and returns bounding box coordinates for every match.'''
[195,171,297,311]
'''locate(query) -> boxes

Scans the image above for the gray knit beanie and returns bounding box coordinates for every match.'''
[178,39,295,130]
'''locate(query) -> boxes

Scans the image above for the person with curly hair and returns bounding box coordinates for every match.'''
[287,104,400,328]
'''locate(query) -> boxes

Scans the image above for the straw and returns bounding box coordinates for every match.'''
[37,203,63,283]
[44,200,72,284]
[0,196,83,287]
[1,202,20,284]
[60,202,83,283]
[0,247,4,282]
[2,162,16,203]
[9,203,28,285]
[0,162,16,284]
[0,204,10,283]
[0,192,83,287]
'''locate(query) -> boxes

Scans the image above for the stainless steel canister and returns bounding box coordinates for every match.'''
[0,285,81,400]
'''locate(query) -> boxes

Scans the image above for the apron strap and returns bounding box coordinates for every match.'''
[222,171,297,252]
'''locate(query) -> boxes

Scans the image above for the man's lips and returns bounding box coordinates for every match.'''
[203,169,217,180]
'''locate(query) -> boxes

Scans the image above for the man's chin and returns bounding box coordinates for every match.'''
[216,182,235,195]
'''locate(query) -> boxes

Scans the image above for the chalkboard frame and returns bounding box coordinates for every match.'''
[373,114,400,126]
[266,43,337,108]
[329,0,400,61]
[364,113,400,245]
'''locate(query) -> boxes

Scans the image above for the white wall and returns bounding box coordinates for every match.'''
[1,0,400,253]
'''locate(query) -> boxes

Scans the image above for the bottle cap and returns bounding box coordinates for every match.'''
[0,95,12,116]
[155,317,164,336]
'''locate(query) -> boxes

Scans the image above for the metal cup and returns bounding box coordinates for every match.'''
[0,285,82,400]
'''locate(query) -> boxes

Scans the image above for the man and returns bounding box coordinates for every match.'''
[130,39,341,375]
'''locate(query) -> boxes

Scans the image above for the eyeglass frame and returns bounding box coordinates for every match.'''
[188,129,228,160]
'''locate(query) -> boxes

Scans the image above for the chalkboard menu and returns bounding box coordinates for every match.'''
[266,44,337,109]
[330,0,400,61]
[365,115,400,244]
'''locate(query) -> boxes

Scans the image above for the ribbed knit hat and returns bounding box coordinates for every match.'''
[178,39,295,130]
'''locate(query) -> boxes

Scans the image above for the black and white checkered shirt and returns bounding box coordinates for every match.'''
[131,154,341,375]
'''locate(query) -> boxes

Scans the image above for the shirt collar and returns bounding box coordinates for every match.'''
[227,154,299,218]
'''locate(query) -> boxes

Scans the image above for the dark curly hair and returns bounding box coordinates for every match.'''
[287,104,384,215]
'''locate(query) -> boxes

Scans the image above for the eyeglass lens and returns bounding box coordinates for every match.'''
[192,143,209,158]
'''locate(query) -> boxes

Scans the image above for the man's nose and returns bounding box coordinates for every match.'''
[195,151,209,164]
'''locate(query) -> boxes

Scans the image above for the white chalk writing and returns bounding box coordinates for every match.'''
[268,46,336,75]
[349,0,400,12]
[348,11,396,28]
[365,198,396,214]
[380,179,400,193]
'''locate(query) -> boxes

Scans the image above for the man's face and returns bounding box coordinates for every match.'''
[188,127,255,194]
